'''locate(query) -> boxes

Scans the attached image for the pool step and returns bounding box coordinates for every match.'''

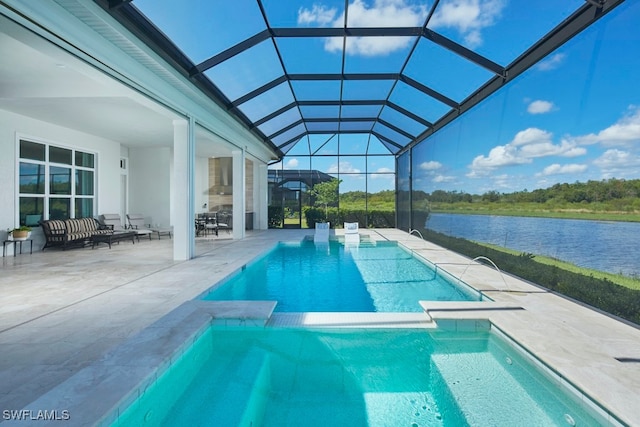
[363,391,446,426]
[207,348,271,426]
[198,300,278,326]
[430,351,558,426]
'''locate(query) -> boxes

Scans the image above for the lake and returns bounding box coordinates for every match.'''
[425,213,640,277]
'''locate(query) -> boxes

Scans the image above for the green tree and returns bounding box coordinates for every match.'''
[482,190,501,202]
[310,178,341,216]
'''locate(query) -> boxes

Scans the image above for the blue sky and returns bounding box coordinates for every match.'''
[134,0,640,195]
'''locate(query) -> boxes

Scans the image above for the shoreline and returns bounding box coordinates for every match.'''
[430,208,640,223]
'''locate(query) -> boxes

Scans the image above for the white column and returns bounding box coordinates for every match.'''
[232,149,245,239]
[172,118,195,260]
[256,163,268,230]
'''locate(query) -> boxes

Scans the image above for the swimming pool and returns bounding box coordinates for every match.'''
[111,325,610,427]
[201,240,483,312]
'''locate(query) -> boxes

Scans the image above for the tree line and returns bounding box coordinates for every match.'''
[428,178,640,205]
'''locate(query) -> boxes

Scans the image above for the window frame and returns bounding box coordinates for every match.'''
[16,137,97,226]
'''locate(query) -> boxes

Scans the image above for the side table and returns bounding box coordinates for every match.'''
[3,239,33,257]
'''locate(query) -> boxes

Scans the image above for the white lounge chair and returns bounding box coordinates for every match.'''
[344,222,360,244]
[314,222,330,242]
[126,214,153,240]
[99,213,126,231]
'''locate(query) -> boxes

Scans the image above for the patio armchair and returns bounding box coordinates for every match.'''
[204,213,218,236]
[216,211,231,234]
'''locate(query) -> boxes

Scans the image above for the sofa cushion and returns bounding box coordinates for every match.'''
[44,219,66,235]
[66,232,94,242]
[65,218,98,234]
[93,229,113,235]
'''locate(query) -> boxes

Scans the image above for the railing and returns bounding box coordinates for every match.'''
[408,228,424,240]
[459,256,511,292]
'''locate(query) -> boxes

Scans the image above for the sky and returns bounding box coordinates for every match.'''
[134,0,640,195]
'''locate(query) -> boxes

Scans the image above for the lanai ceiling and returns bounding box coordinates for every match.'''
[97,0,624,159]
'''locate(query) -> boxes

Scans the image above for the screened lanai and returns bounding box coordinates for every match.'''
[98,0,626,229]
[1,2,640,424]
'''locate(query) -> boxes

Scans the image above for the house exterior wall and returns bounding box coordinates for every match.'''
[0,109,121,250]
[1,0,276,258]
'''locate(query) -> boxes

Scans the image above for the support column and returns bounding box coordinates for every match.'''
[256,163,268,230]
[232,149,245,239]
[172,118,195,260]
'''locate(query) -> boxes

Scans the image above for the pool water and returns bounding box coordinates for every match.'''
[202,240,481,312]
[112,327,607,427]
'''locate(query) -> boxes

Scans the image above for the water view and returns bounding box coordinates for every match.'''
[426,213,640,277]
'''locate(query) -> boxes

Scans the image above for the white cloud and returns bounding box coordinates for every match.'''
[468,144,531,176]
[468,107,640,180]
[592,149,640,179]
[285,158,299,168]
[346,0,427,26]
[467,127,585,177]
[419,160,442,170]
[536,53,566,71]
[510,127,552,146]
[572,106,640,148]
[298,0,427,56]
[527,100,554,115]
[299,0,505,54]
[375,167,394,173]
[328,161,361,174]
[370,167,395,180]
[519,141,585,158]
[430,0,505,48]
[536,163,587,177]
[415,159,456,183]
[593,149,633,168]
[417,160,455,183]
[338,35,413,56]
[433,174,456,183]
[297,4,337,25]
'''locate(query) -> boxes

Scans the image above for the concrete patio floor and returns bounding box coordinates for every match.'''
[0,228,639,425]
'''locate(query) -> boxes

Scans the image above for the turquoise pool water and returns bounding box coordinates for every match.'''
[112,326,608,427]
[201,240,482,312]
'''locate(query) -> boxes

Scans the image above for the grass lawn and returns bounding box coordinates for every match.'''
[283,217,308,228]
[477,241,640,291]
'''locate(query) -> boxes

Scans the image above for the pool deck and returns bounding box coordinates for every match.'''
[0,228,638,426]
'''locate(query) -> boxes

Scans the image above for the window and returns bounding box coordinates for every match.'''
[18,139,96,225]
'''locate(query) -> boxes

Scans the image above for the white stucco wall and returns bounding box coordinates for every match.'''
[128,146,170,228]
[0,109,121,250]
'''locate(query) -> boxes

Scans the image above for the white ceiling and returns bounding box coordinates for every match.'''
[0,14,233,158]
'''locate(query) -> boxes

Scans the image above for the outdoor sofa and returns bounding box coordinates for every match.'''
[40,218,113,250]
